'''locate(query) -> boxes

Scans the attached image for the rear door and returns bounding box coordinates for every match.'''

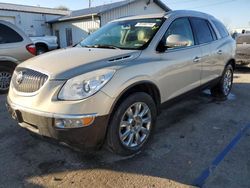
[157,17,202,100]
[210,19,233,76]
[189,17,218,85]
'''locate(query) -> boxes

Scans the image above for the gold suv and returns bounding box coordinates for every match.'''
[7,10,236,155]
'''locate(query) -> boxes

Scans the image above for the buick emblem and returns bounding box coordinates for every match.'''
[16,71,24,85]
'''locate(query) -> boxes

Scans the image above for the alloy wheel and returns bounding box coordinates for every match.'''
[0,71,12,91]
[223,69,233,95]
[119,102,152,148]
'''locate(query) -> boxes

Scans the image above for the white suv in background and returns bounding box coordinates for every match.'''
[0,20,36,94]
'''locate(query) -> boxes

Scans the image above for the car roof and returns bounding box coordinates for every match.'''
[0,20,22,31]
[112,10,216,22]
[112,13,166,22]
[167,10,216,19]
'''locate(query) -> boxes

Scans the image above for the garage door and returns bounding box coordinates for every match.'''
[0,16,15,24]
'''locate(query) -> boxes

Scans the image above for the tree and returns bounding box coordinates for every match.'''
[55,5,70,11]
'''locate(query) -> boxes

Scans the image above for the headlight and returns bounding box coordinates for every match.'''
[58,69,115,100]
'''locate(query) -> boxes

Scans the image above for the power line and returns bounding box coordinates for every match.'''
[186,0,237,9]
[167,0,200,5]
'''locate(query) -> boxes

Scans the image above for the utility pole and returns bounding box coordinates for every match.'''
[89,0,92,8]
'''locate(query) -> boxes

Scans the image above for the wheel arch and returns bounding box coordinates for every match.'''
[108,81,161,117]
[0,60,18,69]
[226,58,236,70]
[35,42,48,50]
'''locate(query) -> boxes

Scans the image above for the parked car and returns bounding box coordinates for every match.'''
[236,33,250,67]
[0,20,36,94]
[7,10,236,156]
[30,36,58,55]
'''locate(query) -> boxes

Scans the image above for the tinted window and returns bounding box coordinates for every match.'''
[0,23,23,44]
[163,18,194,49]
[212,19,229,38]
[190,18,214,44]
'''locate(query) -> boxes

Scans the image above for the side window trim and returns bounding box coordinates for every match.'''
[207,20,218,41]
[188,17,198,45]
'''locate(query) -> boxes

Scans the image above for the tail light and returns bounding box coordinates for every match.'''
[26,44,36,55]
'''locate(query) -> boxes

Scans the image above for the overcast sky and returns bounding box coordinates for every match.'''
[0,0,249,29]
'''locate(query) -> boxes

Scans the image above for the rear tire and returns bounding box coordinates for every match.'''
[0,65,14,94]
[107,92,157,156]
[211,64,234,99]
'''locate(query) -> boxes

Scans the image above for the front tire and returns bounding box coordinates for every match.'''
[107,92,157,156]
[211,64,234,99]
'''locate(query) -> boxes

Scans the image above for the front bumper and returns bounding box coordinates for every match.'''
[6,101,109,149]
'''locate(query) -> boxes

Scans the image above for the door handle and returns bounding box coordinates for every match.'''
[193,57,201,63]
[217,50,223,55]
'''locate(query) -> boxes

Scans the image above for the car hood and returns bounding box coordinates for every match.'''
[19,47,141,79]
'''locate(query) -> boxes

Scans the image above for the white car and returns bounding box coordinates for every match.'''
[30,36,58,55]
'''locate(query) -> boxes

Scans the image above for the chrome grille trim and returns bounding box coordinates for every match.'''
[12,68,48,93]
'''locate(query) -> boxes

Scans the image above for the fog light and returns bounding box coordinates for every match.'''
[55,117,95,129]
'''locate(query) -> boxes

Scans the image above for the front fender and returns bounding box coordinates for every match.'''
[102,71,159,100]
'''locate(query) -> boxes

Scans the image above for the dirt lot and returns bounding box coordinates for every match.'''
[0,69,250,188]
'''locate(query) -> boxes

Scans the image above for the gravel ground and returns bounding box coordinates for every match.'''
[0,69,250,188]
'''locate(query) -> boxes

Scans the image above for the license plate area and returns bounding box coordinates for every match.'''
[7,104,53,137]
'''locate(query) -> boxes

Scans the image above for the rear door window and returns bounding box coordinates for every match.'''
[190,18,214,44]
[212,19,229,38]
[0,23,23,44]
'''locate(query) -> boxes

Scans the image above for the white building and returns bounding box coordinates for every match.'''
[49,0,170,48]
[0,3,69,37]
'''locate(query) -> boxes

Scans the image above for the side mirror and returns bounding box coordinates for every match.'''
[166,34,191,49]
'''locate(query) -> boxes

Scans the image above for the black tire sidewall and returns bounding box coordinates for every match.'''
[220,64,234,96]
[107,92,157,156]
[211,64,233,98]
[36,45,48,55]
[0,65,14,94]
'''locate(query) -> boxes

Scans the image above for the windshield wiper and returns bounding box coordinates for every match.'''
[83,44,120,49]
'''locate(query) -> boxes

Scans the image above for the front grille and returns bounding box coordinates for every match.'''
[12,68,48,93]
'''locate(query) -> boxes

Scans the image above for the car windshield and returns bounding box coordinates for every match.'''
[78,18,165,50]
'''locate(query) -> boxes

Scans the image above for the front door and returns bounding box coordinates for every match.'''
[157,17,202,101]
